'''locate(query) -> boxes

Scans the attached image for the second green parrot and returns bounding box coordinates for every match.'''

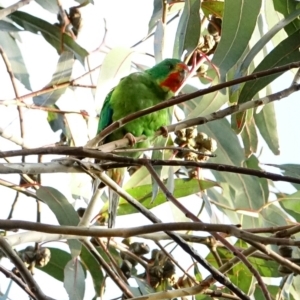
[97,58,188,228]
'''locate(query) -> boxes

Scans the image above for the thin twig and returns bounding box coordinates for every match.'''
[145,162,271,300]
[81,239,133,298]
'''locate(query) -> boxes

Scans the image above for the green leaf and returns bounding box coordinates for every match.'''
[101,178,218,217]
[173,0,200,59]
[254,103,280,155]
[240,109,258,157]
[37,186,80,226]
[200,119,267,216]
[259,203,289,227]
[273,0,300,35]
[9,11,88,64]
[279,191,300,222]
[154,20,165,63]
[236,7,300,78]
[244,155,269,201]
[37,248,71,282]
[34,51,75,106]
[36,186,81,256]
[201,1,224,18]
[238,29,300,105]
[64,258,85,300]
[148,0,163,34]
[254,285,280,300]
[212,0,262,80]
[151,136,168,202]
[0,31,31,91]
[95,47,134,111]
[47,105,71,139]
[206,245,252,294]
[234,240,281,278]
[80,246,104,299]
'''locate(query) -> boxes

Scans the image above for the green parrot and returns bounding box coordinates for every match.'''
[97,58,188,228]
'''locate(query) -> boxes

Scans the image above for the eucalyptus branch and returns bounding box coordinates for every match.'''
[0,265,37,299]
[87,61,300,147]
[0,177,38,200]
[0,237,55,300]
[1,153,300,186]
[0,99,88,115]
[0,220,298,246]
[245,239,300,274]
[145,162,270,300]
[97,172,250,299]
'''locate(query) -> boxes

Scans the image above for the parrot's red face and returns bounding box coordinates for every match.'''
[160,63,189,92]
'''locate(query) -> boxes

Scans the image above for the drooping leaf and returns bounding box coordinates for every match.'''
[34,51,75,106]
[273,0,300,35]
[36,186,81,257]
[238,29,300,105]
[212,0,262,81]
[259,203,289,227]
[64,259,85,300]
[37,248,71,282]
[254,103,280,155]
[244,155,269,201]
[0,31,31,90]
[154,20,165,63]
[95,47,134,111]
[100,178,218,218]
[148,0,163,34]
[173,0,200,59]
[200,119,268,216]
[9,10,88,64]
[240,109,258,157]
[235,28,300,129]
[47,105,71,139]
[151,136,168,203]
[80,246,104,299]
[236,7,300,78]
[279,191,300,222]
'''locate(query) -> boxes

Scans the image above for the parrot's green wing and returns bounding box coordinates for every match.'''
[97,90,114,135]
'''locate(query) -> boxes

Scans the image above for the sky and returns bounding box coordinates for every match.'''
[0,0,300,299]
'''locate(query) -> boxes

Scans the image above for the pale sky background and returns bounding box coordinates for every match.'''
[0,0,300,299]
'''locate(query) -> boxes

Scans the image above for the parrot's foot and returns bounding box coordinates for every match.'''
[160,126,169,138]
[124,132,136,146]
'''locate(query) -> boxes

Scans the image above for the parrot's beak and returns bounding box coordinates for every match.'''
[177,63,189,82]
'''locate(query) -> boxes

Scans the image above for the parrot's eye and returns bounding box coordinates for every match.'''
[167,63,173,70]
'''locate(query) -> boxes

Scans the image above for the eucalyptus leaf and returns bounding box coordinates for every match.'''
[64,259,85,300]
[0,31,31,90]
[36,186,81,256]
[80,246,104,299]
[34,51,75,106]
[212,0,262,81]
[173,0,200,59]
[254,103,280,155]
[9,10,88,64]
[273,0,300,35]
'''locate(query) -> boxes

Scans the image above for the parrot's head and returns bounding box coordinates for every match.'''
[147,58,189,93]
